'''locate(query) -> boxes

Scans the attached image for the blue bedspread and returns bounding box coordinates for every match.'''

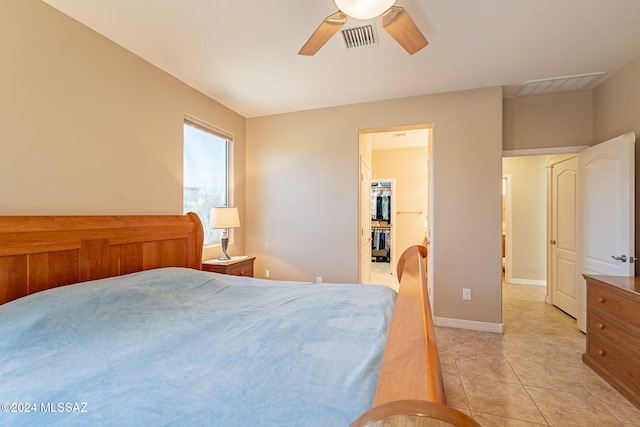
[0,268,396,426]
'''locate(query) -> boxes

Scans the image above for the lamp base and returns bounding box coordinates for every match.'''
[218,236,231,260]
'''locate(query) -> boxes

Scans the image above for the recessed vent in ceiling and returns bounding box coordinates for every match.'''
[341,25,377,49]
[515,72,606,96]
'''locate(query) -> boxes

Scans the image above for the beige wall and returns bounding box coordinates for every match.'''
[247,87,504,325]
[372,147,429,263]
[0,0,247,260]
[502,156,547,283]
[593,57,640,143]
[503,91,593,151]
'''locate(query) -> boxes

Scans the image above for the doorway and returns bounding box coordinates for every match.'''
[501,136,634,332]
[358,125,431,292]
[502,151,580,322]
[502,155,548,288]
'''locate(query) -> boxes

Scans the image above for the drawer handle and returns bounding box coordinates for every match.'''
[598,323,605,330]
[598,296,606,303]
[598,349,606,356]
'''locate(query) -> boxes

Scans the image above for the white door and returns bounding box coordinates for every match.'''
[359,157,372,284]
[550,156,578,317]
[577,132,635,331]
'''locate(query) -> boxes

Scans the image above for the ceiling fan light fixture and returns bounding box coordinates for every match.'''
[334,0,396,20]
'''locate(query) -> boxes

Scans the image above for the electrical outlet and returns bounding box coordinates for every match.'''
[316,276,322,283]
[265,268,269,278]
[463,288,471,300]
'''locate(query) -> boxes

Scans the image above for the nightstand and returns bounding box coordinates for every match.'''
[202,256,255,277]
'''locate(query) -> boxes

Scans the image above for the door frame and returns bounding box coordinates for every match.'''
[502,174,513,284]
[358,155,372,284]
[358,124,432,286]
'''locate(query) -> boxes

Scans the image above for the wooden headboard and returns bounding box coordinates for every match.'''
[0,213,204,305]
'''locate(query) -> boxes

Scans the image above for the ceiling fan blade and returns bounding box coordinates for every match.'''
[380,6,428,55]
[298,11,348,56]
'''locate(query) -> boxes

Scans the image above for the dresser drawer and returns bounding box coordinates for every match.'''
[588,333,640,390]
[589,310,640,359]
[589,285,640,328]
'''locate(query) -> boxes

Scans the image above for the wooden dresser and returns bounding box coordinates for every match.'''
[583,274,640,409]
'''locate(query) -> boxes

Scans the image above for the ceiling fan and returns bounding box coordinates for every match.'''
[299,0,428,56]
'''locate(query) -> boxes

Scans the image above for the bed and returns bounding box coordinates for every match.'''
[0,214,479,426]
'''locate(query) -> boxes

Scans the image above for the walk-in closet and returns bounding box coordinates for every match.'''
[371,182,392,263]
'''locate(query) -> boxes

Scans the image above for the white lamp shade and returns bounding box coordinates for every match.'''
[210,207,240,229]
[334,0,396,19]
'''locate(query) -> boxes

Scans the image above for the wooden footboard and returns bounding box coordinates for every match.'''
[352,245,481,427]
[0,213,203,305]
[374,245,444,405]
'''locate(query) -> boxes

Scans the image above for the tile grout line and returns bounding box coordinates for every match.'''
[502,354,551,425]
[567,368,627,426]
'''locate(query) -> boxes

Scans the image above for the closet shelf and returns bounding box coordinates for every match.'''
[372,225,392,230]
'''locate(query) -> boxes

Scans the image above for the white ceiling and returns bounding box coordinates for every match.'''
[42,0,640,118]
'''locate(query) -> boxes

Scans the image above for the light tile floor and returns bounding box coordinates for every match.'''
[370,261,398,291]
[371,263,640,426]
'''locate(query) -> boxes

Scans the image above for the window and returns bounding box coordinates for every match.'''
[183,117,231,245]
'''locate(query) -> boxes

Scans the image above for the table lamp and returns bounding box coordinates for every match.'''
[210,206,240,260]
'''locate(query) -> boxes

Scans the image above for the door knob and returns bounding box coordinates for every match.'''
[611,255,628,262]
[550,240,556,245]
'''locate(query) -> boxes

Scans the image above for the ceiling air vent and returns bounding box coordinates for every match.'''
[341,24,377,49]
[515,72,606,96]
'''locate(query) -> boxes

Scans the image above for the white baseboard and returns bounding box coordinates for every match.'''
[509,278,547,287]
[435,317,504,334]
